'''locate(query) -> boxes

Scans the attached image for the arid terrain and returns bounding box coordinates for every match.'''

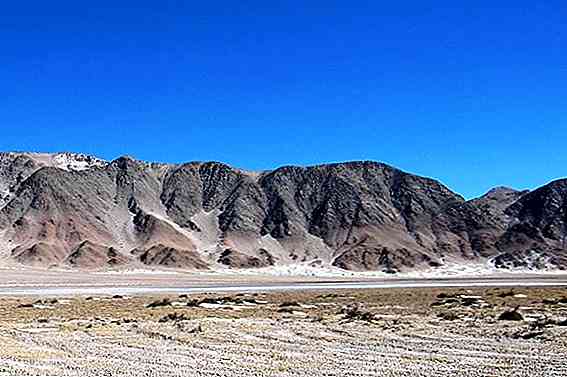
[2,152,567,376]
[1,285,567,376]
[2,152,567,274]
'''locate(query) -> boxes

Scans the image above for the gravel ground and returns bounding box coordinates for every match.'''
[1,287,567,376]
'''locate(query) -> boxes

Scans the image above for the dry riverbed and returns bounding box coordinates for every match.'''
[1,287,567,376]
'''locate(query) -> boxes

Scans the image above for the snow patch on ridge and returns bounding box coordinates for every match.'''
[24,152,108,172]
[51,153,107,171]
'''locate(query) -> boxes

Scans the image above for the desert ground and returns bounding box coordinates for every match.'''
[1,275,567,376]
[1,267,567,295]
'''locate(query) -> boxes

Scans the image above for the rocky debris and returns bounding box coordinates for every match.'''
[496,290,516,298]
[532,316,567,328]
[275,301,316,313]
[317,293,340,299]
[185,299,200,308]
[277,307,296,314]
[508,316,567,341]
[431,294,489,309]
[541,297,567,305]
[511,329,545,340]
[498,307,524,321]
[542,298,559,305]
[117,318,138,325]
[460,296,489,308]
[431,297,459,307]
[146,298,172,309]
[187,297,225,307]
[16,298,59,309]
[158,313,190,323]
[339,304,377,323]
[187,324,203,334]
[437,312,460,321]
[41,299,59,305]
[2,152,567,272]
[186,296,266,308]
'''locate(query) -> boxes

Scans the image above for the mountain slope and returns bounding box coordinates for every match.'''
[0,152,565,272]
[492,180,567,270]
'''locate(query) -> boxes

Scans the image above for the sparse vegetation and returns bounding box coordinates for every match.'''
[0,287,566,376]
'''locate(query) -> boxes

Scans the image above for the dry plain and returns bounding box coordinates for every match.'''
[1,276,567,377]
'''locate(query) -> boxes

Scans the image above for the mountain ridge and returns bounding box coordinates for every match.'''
[0,151,565,273]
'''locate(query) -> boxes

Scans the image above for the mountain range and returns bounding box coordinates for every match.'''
[0,152,566,273]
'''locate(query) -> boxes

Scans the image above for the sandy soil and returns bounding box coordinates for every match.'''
[1,287,567,376]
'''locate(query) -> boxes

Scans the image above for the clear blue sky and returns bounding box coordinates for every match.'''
[1,1,566,199]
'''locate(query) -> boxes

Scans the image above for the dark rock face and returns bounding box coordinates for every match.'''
[505,180,567,242]
[161,162,267,233]
[490,179,567,269]
[0,152,566,272]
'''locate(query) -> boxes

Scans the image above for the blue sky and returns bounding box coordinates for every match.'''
[0,1,566,199]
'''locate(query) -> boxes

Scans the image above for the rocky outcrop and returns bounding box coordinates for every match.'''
[11,242,66,267]
[217,248,274,269]
[64,241,130,269]
[133,244,209,270]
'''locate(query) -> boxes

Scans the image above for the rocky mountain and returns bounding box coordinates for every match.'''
[0,152,565,273]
